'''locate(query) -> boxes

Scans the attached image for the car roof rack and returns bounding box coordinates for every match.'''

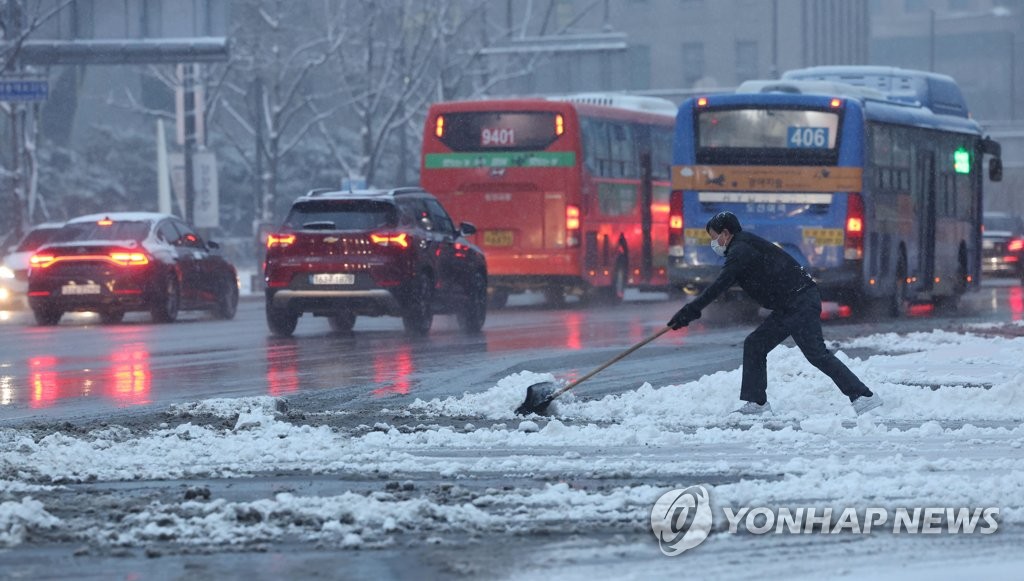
[390,187,424,196]
[305,188,337,197]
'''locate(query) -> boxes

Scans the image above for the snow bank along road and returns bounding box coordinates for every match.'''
[1,323,1023,579]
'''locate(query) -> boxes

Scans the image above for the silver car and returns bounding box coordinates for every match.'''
[1,222,65,309]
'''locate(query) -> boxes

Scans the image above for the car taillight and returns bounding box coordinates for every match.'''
[266,234,296,249]
[30,254,56,268]
[371,232,409,248]
[29,251,150,268]
[845,193,864,260]
[668,190,684,256]
[109,252,150,266]
[566,205,580,248]
[1008,239,1024,252]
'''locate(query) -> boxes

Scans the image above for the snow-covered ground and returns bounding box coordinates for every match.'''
[1,323,1022,578]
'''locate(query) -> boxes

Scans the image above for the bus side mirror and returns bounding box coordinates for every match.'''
[989,158,1003,182]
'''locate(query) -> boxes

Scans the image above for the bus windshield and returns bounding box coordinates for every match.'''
[698,108,839,149]
[438,111,560,152]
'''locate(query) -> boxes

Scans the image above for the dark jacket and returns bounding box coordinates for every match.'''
[689,230,815,312]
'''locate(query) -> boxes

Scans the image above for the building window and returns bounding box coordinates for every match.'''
[735,41,758,83]
[681,42,704,87]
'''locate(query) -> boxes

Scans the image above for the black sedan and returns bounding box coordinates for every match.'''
[27,212,239,325]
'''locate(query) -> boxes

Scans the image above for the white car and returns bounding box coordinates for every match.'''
[1,222,65,309]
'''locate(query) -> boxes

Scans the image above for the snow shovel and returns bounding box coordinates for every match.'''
[515,326,673,416]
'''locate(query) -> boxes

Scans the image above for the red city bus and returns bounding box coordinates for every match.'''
[421,95,677,307]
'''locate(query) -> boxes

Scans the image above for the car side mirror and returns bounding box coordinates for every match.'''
[460,222,477,236]
[207,240,221,250]
[989,158,1003,182]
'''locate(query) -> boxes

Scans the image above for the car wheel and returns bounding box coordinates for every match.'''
[32,305,62,326]
[99,310,125,325]
[457,270,487,334]
[150,272,180,323]
[266,299,299,337]
[213,276,239,320]
[402,272,434,336]
[328,311,356,333]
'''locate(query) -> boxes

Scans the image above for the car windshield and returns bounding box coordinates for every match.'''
[15,228,62,252]
[284,200,397,230]
[984,215,1022,233]
[51,221,151,243]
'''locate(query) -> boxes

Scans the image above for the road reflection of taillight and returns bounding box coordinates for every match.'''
[29,356,58,408]
[1010,287,1023,322]
[110,347,151,406]
[267,342,299,396]
[372,346,413,396]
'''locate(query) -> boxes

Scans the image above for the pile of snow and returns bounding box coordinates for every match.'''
[1,328,1022,552]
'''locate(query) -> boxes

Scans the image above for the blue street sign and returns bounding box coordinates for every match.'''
[0,78,49,102]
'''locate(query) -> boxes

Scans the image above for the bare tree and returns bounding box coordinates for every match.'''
[1,0,74,239]
[311,0,540,187]
[213,0,347,228]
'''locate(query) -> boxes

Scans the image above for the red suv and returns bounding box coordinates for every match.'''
[264,187,487,337]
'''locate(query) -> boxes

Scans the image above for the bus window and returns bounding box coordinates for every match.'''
[584,118,613,177]
[610,122,636,178]
[598,183,637,216]
[651,127,674,181]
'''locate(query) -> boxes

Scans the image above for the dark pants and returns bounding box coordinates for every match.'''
[740,287,871,404]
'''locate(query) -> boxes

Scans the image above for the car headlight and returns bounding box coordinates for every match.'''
[0,265,14,280]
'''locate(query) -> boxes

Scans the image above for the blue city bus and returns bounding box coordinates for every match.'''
[668,66,1003,315]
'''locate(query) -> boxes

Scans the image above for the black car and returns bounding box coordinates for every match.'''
[982,211,1024,282]
[263,187,487,337]
[27,212,239,325]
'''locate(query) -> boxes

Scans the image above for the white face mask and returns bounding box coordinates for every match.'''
[710,233,727,257]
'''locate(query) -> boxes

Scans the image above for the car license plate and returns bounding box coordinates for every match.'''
[61,283,101,295]
[483,230,514,247]
[311,273,355,285]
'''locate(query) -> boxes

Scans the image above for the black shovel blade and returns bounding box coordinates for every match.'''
[515,382,557,416]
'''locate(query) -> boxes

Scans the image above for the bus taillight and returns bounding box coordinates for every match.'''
[845,193,864,260]
[668,190,684,255]
[434,115,445,138]
[566,205,580,247]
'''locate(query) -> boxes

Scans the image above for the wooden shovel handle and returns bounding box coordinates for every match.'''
[547,326,673,402]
